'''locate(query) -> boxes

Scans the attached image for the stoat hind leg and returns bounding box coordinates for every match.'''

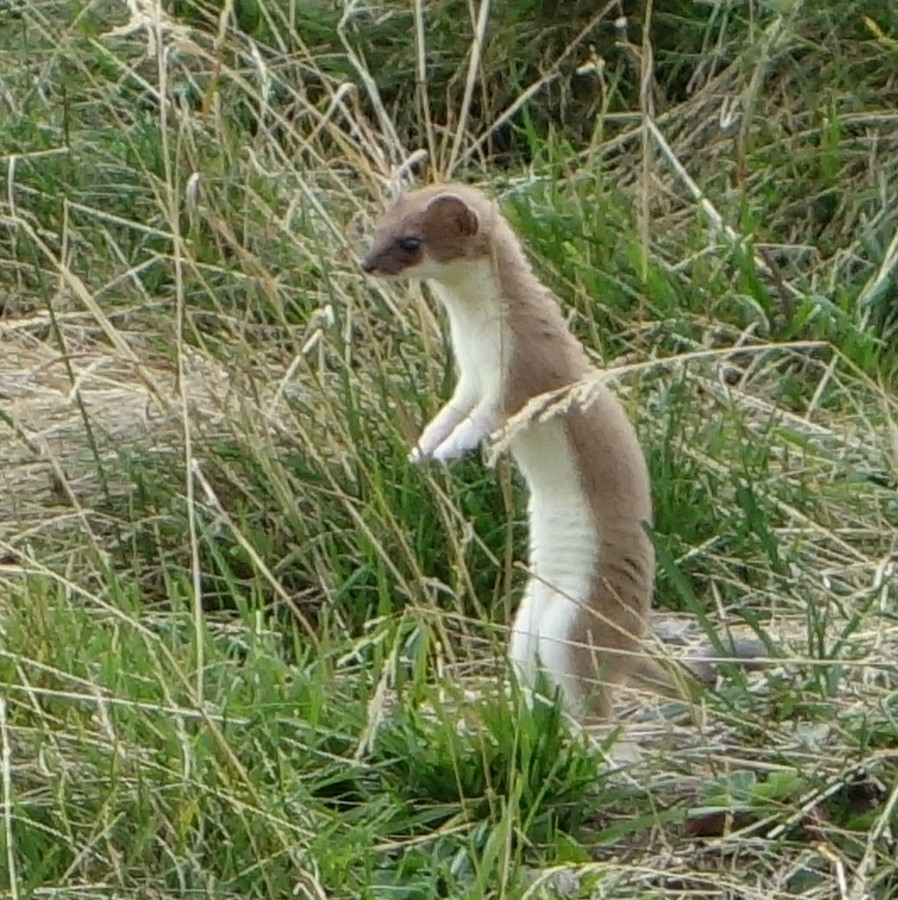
[567,605,677,723]
[511,587,623,723]
[624,653,691,702]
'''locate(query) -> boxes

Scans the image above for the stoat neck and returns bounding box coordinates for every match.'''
[482,218,539,302]
[427,257,503,313]
[426,212,539,313]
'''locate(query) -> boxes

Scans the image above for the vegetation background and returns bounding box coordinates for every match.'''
[1,0,897,896]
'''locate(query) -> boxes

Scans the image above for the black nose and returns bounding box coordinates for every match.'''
[359,256,377,274]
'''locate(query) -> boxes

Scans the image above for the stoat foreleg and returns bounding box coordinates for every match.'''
[431,400,501,462]
[411,377,502,464]
[410,379,479,462]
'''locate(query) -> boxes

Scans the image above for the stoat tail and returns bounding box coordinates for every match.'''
[682,635,769,683]
[625,633,769,703]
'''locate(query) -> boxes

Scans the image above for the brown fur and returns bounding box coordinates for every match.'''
[361,182,760,722]
[481,194,674,717]
[361,184,495,275]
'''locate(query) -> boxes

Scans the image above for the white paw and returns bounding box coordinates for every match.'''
[432,433,476,463]
[431,444,462,463]
[431,410,500,463]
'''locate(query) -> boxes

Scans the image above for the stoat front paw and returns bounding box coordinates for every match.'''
[409,438,469,465]
[408,444,428,464]
[431,419,490,462]
[431,438,472,463]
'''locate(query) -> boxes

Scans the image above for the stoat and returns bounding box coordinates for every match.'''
[360,183,755,723]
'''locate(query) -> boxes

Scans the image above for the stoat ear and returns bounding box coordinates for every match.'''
[425,193,479,237]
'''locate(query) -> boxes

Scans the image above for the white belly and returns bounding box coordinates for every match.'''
[507,418,598,709]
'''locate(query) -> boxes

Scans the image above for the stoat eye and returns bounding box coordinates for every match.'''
[397,236,422,253]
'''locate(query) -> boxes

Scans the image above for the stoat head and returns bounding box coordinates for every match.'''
[359,186,489,281]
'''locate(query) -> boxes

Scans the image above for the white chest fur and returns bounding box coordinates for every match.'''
[429,261,506,404]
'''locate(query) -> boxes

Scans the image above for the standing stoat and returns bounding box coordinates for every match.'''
[360,183,746,723]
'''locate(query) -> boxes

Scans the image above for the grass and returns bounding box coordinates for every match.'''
[1,0,898,896]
